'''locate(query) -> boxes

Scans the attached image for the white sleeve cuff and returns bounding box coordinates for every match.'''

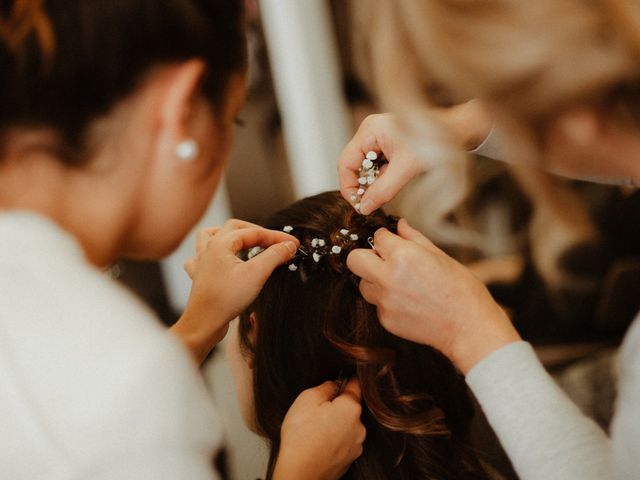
[469,125,505,161]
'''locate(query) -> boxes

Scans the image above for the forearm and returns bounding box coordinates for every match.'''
[170,306,228,365]
[467,342,611,480]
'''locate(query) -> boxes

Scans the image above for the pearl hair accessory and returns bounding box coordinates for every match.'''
[282,227,370,273]
[176,139,200,162]
[352,150,387,213]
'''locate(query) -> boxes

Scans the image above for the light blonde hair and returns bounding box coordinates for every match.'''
[347,0,621,292]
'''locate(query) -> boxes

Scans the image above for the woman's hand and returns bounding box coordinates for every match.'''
[347,219,520,374]
[338,102,493,215]
[171,219,298,363]
[274,378,366,480]
[338,113,426,215]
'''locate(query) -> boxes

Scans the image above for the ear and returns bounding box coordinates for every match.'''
[156,59,208,150]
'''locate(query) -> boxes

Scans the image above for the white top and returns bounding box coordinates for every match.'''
[467,317,640,480]
[0,212,221,479]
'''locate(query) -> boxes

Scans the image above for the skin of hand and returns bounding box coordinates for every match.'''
[338,101,493,215]
[346,219,521,375]
[273,378,366,480]
[171,219,299,364]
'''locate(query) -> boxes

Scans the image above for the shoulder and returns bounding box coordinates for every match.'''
[0,216,222,464]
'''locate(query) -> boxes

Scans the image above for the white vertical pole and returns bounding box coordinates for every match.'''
[260,0,351,197]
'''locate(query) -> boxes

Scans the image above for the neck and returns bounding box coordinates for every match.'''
[0,153,135,267]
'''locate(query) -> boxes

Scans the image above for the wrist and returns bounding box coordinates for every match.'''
[441,100,493,151]
[450,303,521,375]
[273,446,336,480]
[170,304,227,364]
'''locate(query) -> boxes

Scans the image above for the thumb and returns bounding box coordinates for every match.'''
[397,218,437,250]
[336,377,362,403]
[359,162,412,215]
[246,241,297,282]
[304,380,342,404]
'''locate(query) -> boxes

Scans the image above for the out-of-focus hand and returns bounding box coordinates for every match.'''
[347,219,520,374]
[338,103,493,216]
[338,113,426,215]
[273,378,366,480]
[171,219,298,363]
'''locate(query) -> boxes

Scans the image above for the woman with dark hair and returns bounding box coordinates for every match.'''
[0,2,363,478]
[229,191,492,480]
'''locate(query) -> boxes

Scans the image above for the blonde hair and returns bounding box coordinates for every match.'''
[390,0,640,123]
[347,0,619,292]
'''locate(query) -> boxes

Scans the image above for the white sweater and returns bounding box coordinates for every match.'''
[0,212,221,479]
[467,318,640,479]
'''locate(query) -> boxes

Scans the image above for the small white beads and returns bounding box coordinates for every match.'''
[288,263,298,271]
[311,238,319,248]
[340,228,349,236]
[351,151,385,214]
[331,245,342,254]
[350,234,359,241]
[247,246,264,259]
[283,225,293,233]
[312,252,321,263]
[318,239,326,247]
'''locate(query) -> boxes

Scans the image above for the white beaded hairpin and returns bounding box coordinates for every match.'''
[243,226,375,274]
[350,151,387,213]
[279,226,366,273]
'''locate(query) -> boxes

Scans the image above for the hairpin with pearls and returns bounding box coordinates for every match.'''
[282,226,362,273]
[350,151,388,213]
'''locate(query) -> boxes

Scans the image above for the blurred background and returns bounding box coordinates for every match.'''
[109,1,640,478]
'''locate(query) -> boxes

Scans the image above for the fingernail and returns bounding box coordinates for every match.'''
[284,241,297,255]
[360,199,374,215]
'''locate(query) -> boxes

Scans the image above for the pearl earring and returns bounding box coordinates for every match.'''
[176,139,200,162]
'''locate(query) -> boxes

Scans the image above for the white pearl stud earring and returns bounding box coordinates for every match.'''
[176,139,200,162]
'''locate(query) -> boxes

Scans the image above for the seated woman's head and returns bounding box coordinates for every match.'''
[228,191,489,479]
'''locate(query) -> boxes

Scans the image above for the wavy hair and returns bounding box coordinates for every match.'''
[239,191,490,480]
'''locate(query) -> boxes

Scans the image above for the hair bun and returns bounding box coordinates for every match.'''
[0,0,55,65]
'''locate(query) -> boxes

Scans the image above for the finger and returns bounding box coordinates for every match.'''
[244,241,297,283]
[301,380,342,405]
[338,125,383,204]
[346,248,387,283]
[222,218,263,231]
[397,218,437,250]
[359,161,412,215]
[196,227,221,255]
[338,158,361,205]
[335,377,362,404]
[184,257,197,278]
[358,278,381,305]
[371,227,404,260]
[220,227,299,255]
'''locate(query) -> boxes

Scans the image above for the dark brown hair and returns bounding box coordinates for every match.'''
[0,0,246,164]
[239,191,490,480]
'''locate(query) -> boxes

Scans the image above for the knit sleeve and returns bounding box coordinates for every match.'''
[466,341,611,480]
